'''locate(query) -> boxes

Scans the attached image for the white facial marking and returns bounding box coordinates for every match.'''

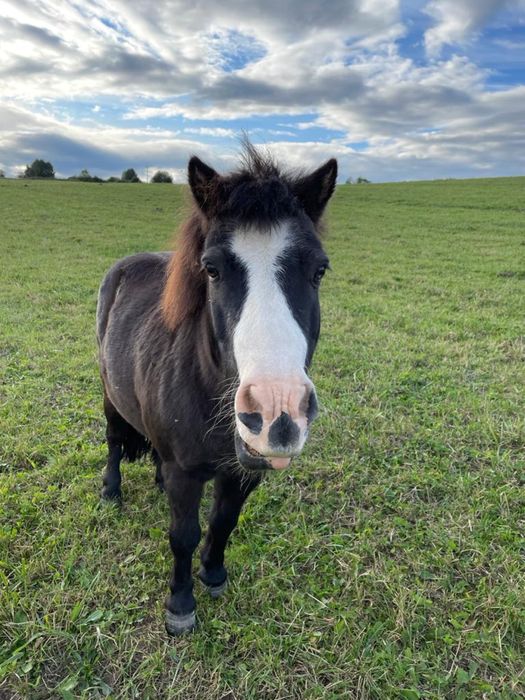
[231,222,307,383]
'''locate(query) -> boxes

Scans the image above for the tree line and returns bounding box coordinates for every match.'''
[6,159,174,183]
[345,176,371,184]
[1,159,374,185]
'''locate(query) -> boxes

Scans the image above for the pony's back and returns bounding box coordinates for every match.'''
[96,252,170,345]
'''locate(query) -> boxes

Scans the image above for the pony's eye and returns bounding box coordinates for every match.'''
[205,263,219,280]
[313,265,327,287]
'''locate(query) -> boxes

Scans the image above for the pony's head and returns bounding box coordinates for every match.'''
[163,143,337,470]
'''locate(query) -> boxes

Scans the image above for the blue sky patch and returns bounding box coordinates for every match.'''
[207,29,266,72]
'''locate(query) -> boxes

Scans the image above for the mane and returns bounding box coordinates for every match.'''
[161,210,207,332]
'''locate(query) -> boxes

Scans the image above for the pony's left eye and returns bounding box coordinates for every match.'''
[313,265,328,287]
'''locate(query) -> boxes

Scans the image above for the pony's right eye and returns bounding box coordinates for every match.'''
[205,263,219,280]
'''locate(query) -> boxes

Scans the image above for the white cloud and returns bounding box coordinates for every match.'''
[423,0,525,56]
[0,0,401,99]
[182,127,236,138]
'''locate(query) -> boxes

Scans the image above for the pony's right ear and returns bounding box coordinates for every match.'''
[188,156,220,214]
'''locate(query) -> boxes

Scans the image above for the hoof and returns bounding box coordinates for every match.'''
[206,578,228,599]
[165,609,196,636]
[100,487,122,502]
[199,569,228,598]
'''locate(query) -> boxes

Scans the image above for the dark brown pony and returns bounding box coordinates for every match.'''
[96,143,337,634]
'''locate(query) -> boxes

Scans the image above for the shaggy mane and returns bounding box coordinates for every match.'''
[161,211,207,332]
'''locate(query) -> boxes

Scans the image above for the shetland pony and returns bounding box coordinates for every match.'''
[96,143,337,634]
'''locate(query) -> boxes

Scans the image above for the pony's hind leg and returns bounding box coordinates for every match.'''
[152,449,164,492]
[101,391,151,501]
[101,394,126,501]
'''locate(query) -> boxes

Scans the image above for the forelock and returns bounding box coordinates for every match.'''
[213,141,306,229]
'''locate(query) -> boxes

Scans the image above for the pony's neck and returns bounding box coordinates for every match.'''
[162,210,235,392]
[195,303,224,383]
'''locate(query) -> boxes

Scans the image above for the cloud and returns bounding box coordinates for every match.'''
[305,55,485,140]
[0,0,400,99]
[182,127,236,138]
[1,14,66,49]
[423,0,525,56]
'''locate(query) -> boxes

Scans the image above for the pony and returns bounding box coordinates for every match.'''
[96,142,337,634]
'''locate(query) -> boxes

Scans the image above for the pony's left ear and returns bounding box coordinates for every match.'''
[293,158,338,224]
[188,156,220,215]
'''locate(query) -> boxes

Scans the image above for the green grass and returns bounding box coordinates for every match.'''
[1,176,524,699]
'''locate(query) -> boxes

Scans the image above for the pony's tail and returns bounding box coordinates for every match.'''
[103,391,151,462]
[121,424,151,462]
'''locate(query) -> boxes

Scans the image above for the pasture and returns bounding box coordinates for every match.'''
[1,175,524,699]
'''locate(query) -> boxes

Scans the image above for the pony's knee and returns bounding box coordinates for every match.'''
[169,521,201,556]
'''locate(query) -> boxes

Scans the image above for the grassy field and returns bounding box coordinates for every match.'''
[0,175,524,699]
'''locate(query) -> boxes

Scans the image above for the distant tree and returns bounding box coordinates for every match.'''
[345,176,354,184]
[356,177,371,184]
[121,168,140,183]
[107,176,121,182]
[151,170,173,183]
[0,169,5,178]
[24,159,55,178]
[68,169,103,183]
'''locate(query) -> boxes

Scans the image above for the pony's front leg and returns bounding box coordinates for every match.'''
[163,464,204,635]
[199,469,261,597]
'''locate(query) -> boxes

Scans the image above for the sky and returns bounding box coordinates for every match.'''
[0,0,524,182]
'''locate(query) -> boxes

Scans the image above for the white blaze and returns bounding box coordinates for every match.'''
[231,223,307,382]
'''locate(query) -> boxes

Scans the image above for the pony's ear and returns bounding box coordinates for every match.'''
[293,158,338,224]
[188,156,220,214]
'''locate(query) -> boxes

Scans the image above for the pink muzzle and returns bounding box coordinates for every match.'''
[234,376,317,469]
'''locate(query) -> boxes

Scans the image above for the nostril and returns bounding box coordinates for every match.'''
[306,390,318,424]
[236,384,263,414]
[238,411,263,435]
[268,412,300,449]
